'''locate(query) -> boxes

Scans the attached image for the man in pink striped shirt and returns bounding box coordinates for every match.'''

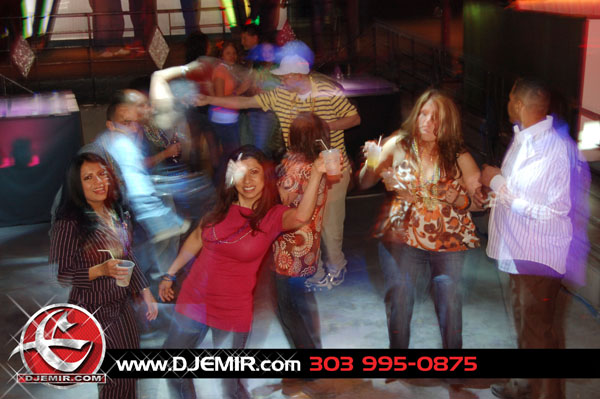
[479,78,573,399]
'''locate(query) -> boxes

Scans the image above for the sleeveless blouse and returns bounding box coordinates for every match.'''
[381,140,479,252]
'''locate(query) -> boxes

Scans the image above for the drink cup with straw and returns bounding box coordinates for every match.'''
[98,249,135,287]
[317,139,341,176]
[366,135,382,169]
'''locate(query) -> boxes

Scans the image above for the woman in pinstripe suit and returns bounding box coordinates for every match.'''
[50,152,158,399]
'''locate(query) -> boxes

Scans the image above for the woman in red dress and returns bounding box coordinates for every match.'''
[159,145,326,399]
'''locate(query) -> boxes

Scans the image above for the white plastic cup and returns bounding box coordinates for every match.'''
[366,143,382,169]
[321,148,341,176]
[116,260,135,287]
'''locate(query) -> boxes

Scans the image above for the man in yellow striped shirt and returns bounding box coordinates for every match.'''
[196,53,361,290]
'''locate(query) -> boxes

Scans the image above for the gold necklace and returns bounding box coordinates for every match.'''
[412,140,441,211]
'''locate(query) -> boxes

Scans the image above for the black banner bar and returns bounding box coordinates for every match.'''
[100,349,600,379]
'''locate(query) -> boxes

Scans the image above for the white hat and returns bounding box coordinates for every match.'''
[271,55,310,75]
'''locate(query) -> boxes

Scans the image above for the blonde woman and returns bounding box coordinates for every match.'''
[359,89,481,349]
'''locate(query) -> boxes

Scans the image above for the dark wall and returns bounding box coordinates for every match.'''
[463,1,586,112]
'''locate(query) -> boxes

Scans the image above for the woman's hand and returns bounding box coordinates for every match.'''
[101,259,129,281]
[159,279,175,302]
[312,153,327,175]
[380,168,415,202]
[445,187,459,204]
[164,142,181,158]
[196,93,210,107]
[473,186,494,209]
[142,289,158,321]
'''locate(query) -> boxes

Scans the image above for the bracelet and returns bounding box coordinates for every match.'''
[162,273,176,282]
[454,194,471,211]
[180,65,189,77]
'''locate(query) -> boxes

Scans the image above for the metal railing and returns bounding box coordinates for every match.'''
[0,7,229,63]
[0,74,34,96]
[371,19,460,96]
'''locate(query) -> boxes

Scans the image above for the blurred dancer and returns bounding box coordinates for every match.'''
[182,32,220,172]
[209,40,245,160]
[240,25,281,157]
[273,113,329,395]
[478,78,590,399]
[159,145,326,399]
[358,89,481,349]
[50,152,157,399]
[125,89,215,263]
[96,90,189,242]
[193,43,361,290]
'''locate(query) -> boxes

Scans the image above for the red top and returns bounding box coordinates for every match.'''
[175,204,288,332]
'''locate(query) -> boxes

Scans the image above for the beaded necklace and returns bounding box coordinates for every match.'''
[206,220,252,244]
[412,140,441,211]
[98,208,130,256]
[292,76,316,113]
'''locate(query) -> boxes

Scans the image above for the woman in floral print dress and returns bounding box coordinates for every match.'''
[273,112,330,350]
[358,89,482,349]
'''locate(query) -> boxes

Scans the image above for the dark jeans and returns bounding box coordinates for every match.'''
[246,109,277,157]
[163,311,250,399]
[212,121,240,160]
[378,241,465,349]
[211,121,240,184]
[509,260,564,399]
[275,273,322,349]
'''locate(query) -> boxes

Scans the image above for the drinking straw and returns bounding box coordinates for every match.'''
[316,139,329,151]
[377,135,382,147]
[98,249,115,259]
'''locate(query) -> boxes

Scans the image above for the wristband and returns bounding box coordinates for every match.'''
[453,194,471,211]
[162,273,176,282]
[180,65,189,77]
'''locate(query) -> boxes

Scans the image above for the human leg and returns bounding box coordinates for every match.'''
[429,250,466,349]
[275,273,322,349]
[180,0,199,35]
[163,311,211,399]
[97,302,138,399]
[510,261,564,399]
[378,242,426,349]
[89,0,124,49]
[211,328,250,399]
[306,168,350,290]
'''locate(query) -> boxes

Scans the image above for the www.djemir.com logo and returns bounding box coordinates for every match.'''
[9,303,106,387]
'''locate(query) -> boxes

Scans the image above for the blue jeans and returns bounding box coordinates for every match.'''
[275,273,322,349]
[163,311,249,399]
[378,242,466,349]
[246,109,277,156]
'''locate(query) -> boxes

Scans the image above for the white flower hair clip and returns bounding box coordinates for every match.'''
[225,154,247,188]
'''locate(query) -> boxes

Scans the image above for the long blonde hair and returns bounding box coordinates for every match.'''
[398,89,465,178]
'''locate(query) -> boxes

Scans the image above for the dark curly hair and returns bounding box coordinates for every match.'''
[54,152,126,240]
[201,145,279,233]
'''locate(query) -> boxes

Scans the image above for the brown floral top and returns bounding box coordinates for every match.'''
[273,154,328,277]
[380,145,480,252]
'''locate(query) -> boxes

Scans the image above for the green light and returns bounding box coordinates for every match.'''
[38,0,54,36]
[221,0,238,28]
